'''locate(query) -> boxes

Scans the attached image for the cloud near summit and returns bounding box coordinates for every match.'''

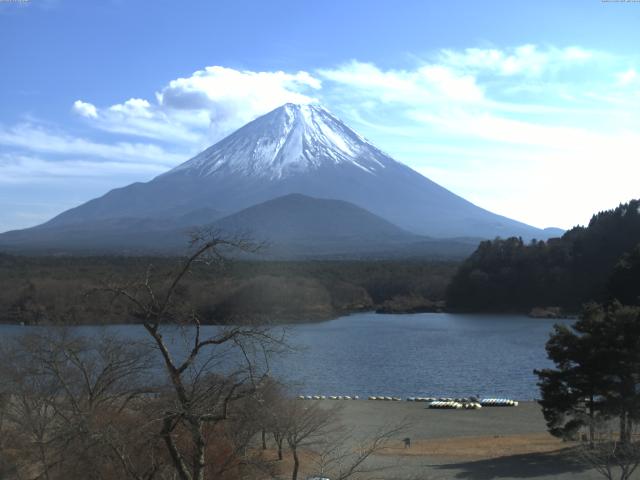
[69,44,607,152]
[3,43,640,231]
[72,66,321,148]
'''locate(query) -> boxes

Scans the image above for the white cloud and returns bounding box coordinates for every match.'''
[1,66,323,216]
[109,98,153,118]
[159,66,320,111]
[408,110,640,228]
[617,68,638,85]
[0,123,186,165]
[439,44,594,76]
[73,66,321,146]
[7,45,640,231]
[0,152,167,184]
[318,45,640,229]
[72,100,97,118]
[319,61,484,106]
[158,66,320,141]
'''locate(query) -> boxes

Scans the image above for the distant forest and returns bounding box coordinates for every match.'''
[446,199,640,313]
[0,256,456,325]
[4,200,640,325]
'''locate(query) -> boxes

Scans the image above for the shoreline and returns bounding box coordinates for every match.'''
[322,400,597,479]
[0,307,576,327]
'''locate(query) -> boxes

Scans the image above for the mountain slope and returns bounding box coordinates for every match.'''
[209,194,479,259]
[213,193,417,244]
[0,103,558,255]
[209,193,436,257]
[0,194,479,258]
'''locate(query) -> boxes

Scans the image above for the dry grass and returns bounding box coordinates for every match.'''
[380,433,573,461]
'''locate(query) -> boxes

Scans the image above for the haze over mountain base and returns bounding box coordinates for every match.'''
[0,104,561,257]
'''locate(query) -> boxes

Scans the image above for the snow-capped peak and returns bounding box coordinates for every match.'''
[167,103,394,179]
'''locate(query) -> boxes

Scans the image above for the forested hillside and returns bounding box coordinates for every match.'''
[0,256,456,325]
[446,199,640,312]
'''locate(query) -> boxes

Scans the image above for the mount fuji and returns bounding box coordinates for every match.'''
[0,103,559,256]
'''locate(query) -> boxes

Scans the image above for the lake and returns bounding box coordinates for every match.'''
[0,312,571,400]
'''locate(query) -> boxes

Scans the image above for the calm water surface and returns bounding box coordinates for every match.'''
[277,312,571,400]
[0,312,571,400]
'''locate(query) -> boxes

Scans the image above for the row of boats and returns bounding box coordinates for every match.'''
[296,395,519,407]
[428,401,482,409]
[297,395,360,400]
[480,398,519,407]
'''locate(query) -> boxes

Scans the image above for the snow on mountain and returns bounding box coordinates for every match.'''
[166,103,389,179]
[0,102,561,250]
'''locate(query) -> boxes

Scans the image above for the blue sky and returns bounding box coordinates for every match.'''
[2,0,640,232]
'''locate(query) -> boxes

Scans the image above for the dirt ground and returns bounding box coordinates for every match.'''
[381,433,567,460]
[282,400,628,480]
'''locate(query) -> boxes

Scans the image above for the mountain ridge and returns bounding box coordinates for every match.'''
[0,103,562,255]
[165,103,392,179]
[0,194,480,259]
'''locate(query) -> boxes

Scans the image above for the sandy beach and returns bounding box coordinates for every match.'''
[291,400,611,480]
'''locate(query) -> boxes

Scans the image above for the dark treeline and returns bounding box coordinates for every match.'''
[0,255,457,325]
[446,199,640,313]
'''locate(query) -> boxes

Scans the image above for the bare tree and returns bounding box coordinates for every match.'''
[577,423,640,480]
[256,378,286,454]
[0,351,60,480]
[310,423,406,480]
[0,366,21,479]
[0,233,286,480]
[220,394,280,480]
[252,378,288,459]
[98,232,287,480]
[0,330,163,480]
[0,387,6,446]
[282,400,342,480]
[266,397,406,480]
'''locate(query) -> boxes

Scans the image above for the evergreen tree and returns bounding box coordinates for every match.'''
[608,244,640,305]
[447,199,640,312]
[535,303,640,444]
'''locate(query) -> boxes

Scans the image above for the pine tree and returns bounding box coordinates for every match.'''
[535,303,640,444]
